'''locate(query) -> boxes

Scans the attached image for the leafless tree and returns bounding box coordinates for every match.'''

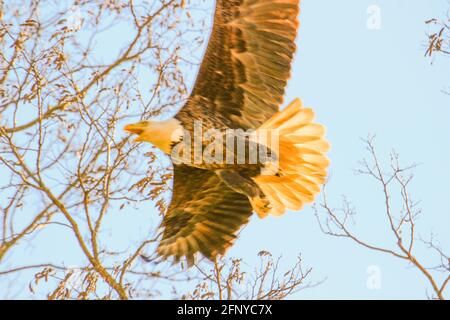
[315,137,449,300]
[425,5,449,94]
[425,10,450,58]
[184,251,321,300]
[0,0,315,300]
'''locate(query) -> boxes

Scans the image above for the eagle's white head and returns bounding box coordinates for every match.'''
[124,118,183,154]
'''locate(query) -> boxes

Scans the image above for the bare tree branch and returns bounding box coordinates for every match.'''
[315,137,449,300]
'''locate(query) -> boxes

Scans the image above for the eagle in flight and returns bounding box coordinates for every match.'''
[125,0,329,265]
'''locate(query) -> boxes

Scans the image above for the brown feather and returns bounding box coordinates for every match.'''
[157,165,252,263]
[176,0,300,130]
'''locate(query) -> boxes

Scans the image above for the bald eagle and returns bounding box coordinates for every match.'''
[124,0,329,265]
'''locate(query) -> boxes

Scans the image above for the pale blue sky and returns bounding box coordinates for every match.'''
[1,0,449,299]
[246,0,450,299]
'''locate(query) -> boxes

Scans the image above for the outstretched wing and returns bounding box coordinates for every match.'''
[157,165,252,264]
[176,0,300,130]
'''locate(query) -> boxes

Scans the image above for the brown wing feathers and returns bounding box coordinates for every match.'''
[157,166,252,264]
[177,0,300,130]
[159,0,300,263]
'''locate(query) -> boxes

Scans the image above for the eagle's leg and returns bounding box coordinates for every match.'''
[215,170,270,217]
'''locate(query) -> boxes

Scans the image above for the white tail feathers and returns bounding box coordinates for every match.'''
[252,98,330,218]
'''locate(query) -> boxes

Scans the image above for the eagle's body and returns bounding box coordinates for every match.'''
[125,0,330,265]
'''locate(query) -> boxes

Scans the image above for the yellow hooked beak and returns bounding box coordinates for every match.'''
[124,122,146,142]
